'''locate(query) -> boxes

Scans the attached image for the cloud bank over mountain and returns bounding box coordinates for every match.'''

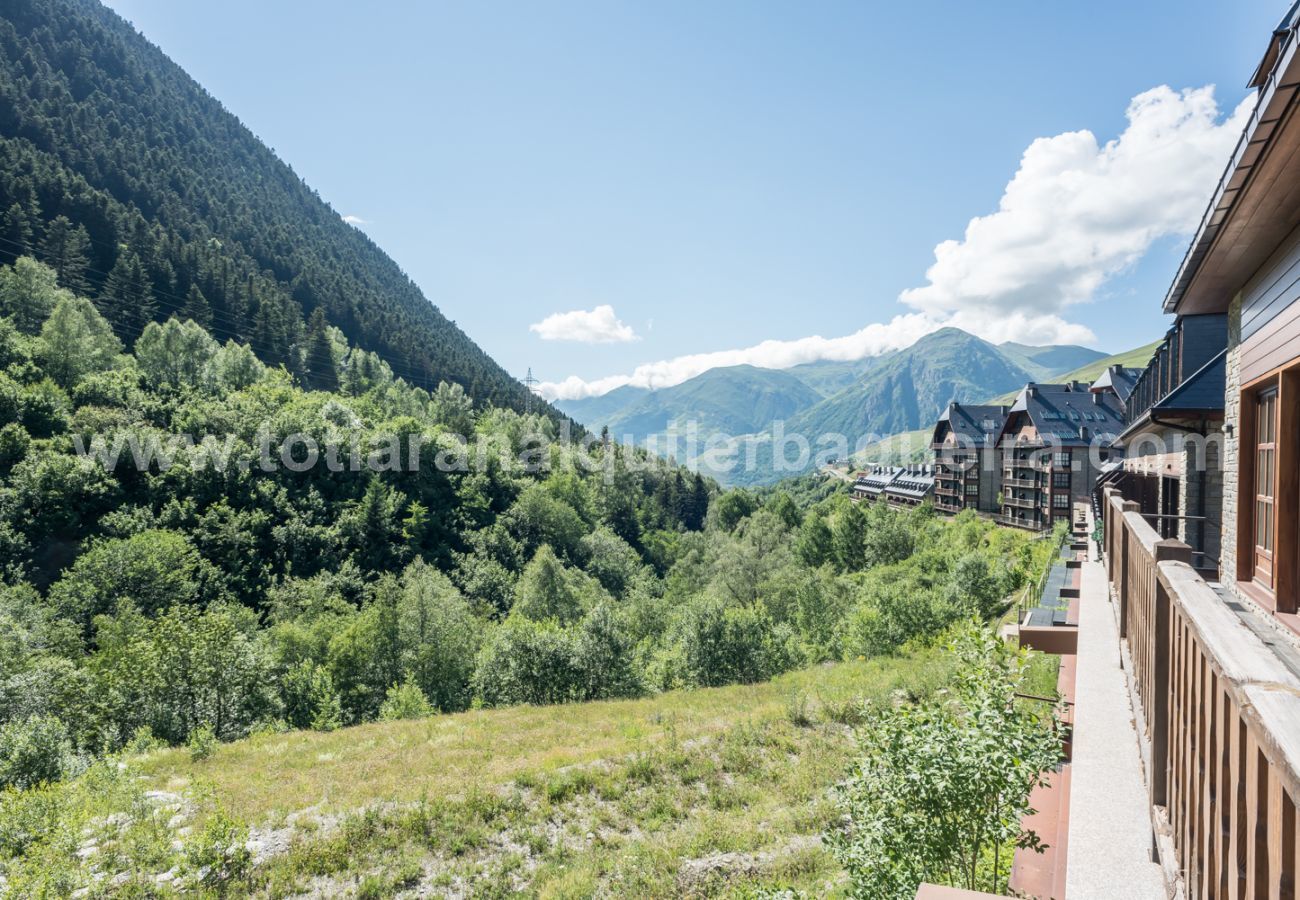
[539,85,1252,401]
[901,84,1252,345]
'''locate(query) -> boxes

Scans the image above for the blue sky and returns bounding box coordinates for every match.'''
[106,0,1281,397]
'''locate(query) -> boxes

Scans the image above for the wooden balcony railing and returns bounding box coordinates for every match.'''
[1101,487,1300,897]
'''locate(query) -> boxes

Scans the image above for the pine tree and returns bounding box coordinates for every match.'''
[304,307,338,391]
[0,204,33,264]
[39,216,92,296]
[687,474,710,531]
[100,250,155,340]
[181,283,212,328]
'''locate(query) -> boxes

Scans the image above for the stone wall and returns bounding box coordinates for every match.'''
[1178,429,1224,570]
[1221,293,1242,587]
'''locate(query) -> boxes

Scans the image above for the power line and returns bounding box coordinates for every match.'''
[522,367,540,415]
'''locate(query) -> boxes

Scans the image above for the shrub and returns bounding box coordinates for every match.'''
[669,596,789,688]
[185,808,251,888]
[571,602,644,701]
[394,561,480,712]
[49,529,224,626]
[282,660,342,731]
[843,578,954,657]
[829,626,1064,898]
[187,723,217,762]
[472,618,582,707]
[378,680,435,721]
[0,715,73,789]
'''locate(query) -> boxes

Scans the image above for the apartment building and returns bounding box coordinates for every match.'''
[1105,315,1228,575]
[994,381,1125,530]
[929,402,1008,515]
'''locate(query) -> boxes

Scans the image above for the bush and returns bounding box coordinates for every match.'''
[185,808,251,888]
[844,575,961,657]
[669,596,791,688]
[378,680,435,721]
[571,603,644,701]
[472,618,583,707]
[282,660,342,731]
[49,529,224,626]
[0,715,74,789]
[187,723,217,762]
[829,626,1064,898]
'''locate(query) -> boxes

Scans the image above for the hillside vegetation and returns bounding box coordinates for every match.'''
[3,654,955,896]
[0,0,544,412]
[0,255,1046,740]
[0,266,1057,891]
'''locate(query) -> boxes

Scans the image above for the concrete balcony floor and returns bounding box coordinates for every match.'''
[1063,517,1167,899]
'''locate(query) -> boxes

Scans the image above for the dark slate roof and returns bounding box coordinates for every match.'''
[997,381,1126,447]
[885,469,935,500]
[1118,350,1226,442]
[853,466,934,498]
[930,402,1010,449]
[1154,350,1226,415]
[1091,366,1142,404]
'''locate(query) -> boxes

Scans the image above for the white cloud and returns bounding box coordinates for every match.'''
[540,84,1252,400]
[538,313,939,399]
[529,305,639,344]
[900,85,1253,343]
[342,214,367,226]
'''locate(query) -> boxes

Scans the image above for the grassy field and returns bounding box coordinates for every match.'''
[850,428,931,466]
[4,652,954,898]
[986,340,1161,405]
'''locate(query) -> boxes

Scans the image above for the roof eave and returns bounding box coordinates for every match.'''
[1165,9,1300,314]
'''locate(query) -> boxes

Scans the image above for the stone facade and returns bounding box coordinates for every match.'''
[1221,293,1242,591]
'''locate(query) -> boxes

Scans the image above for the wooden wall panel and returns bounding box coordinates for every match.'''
[1241,301,1300,384]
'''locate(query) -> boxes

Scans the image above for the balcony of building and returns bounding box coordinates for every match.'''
[919,503,1168,898]
[1005,494,1038,510]
[1003,476,1037,490]
[1122,314,1227,429]
[934,480,962,497]
[1098,487,1300,898]
[994,513,1049,532]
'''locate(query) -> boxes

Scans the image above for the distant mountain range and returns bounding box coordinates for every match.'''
[556,327,1110,485]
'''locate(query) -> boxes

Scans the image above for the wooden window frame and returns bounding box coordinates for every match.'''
[1237,365,1300,617]
[1255,387,1277,588]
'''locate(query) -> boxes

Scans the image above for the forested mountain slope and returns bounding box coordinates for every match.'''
[0,0,545,412]
[558,365,820,438]
[558,329,1104,468]
[781,328,1031,440]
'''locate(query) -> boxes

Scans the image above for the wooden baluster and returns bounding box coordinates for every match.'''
[1231,712,1246,900]
[1119,501,1139,638]
[1201,670,1217,899]
[1269,768,1286,900]
[1249,737,1270,897]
